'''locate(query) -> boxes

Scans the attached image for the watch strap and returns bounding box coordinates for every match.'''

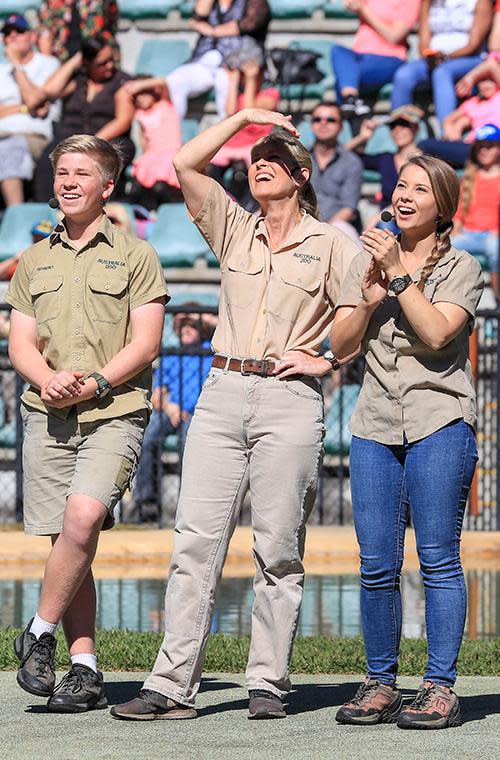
[387,273,413,295]
[89,372,112,398]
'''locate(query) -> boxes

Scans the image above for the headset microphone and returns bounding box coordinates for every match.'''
[48,197,60,209]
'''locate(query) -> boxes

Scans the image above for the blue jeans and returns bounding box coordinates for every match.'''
[331,45,403,103]
[391,56,483,128]
[134,411,191,504]
[452,229,499,273]
[350,419,478,687]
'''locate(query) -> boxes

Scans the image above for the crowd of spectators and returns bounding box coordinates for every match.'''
[0,0,497,280]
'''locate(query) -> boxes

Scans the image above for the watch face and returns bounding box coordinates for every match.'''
[390,275,411,294]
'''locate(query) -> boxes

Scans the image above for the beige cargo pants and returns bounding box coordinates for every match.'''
[144,367,325,705]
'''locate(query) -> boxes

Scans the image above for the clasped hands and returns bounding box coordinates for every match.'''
[40,371,96,409]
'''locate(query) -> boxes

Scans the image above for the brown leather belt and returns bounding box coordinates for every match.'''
[212,354,276,377]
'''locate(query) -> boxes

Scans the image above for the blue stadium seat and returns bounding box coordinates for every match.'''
[119,0,180,19]
[283,39,334,99]
[268,0,324,18]
[181,118,199,144]
[0,203,58,261]
[323,384,360,455]
[135,39,191,77]
[0,1,40,16]
[147,204,210,267]
[323,0,357,18]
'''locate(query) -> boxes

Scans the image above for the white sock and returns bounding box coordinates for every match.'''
[29,612,58,639]
[71,653,98,673]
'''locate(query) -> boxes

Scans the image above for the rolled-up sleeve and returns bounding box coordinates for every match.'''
[336,251,371,309]
[432,252,484,319]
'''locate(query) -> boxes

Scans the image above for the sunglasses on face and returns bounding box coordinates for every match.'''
[312,116,340,124]
[390,119,414,129]
[3,27,28,36]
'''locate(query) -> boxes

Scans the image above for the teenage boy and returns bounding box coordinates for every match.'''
[6,134,168,712]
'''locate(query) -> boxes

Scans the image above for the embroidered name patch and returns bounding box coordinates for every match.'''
[293,252,321,264]
[97,258,126,270]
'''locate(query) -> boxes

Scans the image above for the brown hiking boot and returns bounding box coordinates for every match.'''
[248,690,286,719]
[336,678,402,725]
[110,689,197,720]
[397,681,461,729]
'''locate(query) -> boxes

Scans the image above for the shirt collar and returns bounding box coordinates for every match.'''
[254,209,327,252]
[49,213,115,250]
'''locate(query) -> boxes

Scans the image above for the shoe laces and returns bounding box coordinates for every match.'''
[53,665,92,695]
[351,680,379,706]
[411,683,436,710]
[25,637,56,676]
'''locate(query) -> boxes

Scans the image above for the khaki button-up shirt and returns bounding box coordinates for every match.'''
[6,214,169,422]
[194,179,359,360]
[337,247,484,444]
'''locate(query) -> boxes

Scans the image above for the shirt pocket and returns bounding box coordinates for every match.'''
[29,275,63,324]
[269,271,322,322]
[224,255,263,308]
[87,275,128,324]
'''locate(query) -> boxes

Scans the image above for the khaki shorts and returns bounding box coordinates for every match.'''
[21,404,147,535]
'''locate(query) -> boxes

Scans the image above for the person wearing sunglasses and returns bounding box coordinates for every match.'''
[0,14,60,206]
[32,34,135,201]
[309,102,363,244]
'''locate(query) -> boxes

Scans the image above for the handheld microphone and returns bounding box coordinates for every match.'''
[380,210,395,222]
[48,197,59,209]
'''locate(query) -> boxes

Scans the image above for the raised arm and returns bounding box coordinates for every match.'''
[96,85,135,141]
[173,108,298,217]
[42,52,81,101]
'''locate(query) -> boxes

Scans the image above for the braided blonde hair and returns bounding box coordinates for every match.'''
[398,155,460,291]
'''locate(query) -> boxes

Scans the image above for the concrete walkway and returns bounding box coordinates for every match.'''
[0,672,498,760]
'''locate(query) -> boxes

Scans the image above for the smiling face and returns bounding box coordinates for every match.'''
[475,142,500,170]
[54,152,114,220]
[392,163,439,235]
[248,142,309,205]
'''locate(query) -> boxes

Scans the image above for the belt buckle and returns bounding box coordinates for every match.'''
[240,358,251,376]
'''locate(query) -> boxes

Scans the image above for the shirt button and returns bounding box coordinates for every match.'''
[75,329,80,334]
[75,303,80,308]
[75,355,81,361]
[105,284,110,290]
[74,276,80,282]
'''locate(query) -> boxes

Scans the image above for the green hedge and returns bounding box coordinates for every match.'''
[2,629,498,675]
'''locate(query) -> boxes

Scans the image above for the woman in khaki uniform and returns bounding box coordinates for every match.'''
[112,110,359,721]
[331,155,483,729]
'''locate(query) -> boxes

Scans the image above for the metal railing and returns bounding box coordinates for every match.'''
[0,305,498,530]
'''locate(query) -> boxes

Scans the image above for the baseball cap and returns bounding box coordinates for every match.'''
[2,14,30,34]
[474,123,500,142]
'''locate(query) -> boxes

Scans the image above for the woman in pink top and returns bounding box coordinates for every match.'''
[418,77,500,165]
[331,0,421,118]
[124,77,183,209]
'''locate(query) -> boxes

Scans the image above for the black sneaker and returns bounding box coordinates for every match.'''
[248,689,286,719]
[14,619,56,697]
[340,95,371,118]
[47,664,108,713]
[110,689,197,720]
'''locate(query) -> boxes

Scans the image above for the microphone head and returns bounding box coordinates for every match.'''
[48,197,59,209]
[380,210,394,223]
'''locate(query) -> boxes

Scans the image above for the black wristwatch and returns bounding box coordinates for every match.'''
[387,273,413,295]
[322,350,340,371]
[89,372,112,399]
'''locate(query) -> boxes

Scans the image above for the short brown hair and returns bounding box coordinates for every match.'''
[49,135,124,185]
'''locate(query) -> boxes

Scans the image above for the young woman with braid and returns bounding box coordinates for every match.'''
[330,155,484,729]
